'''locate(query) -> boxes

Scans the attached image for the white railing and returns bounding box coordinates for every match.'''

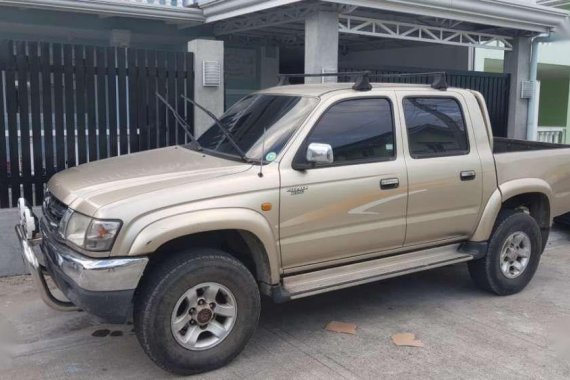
[537,126,566,143]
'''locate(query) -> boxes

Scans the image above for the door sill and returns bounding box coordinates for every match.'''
[282,243,473,299]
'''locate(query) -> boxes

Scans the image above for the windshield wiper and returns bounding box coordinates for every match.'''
[155,92,202,151]
[180,94,249,162]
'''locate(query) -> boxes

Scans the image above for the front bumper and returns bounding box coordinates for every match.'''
[15,200,148,323]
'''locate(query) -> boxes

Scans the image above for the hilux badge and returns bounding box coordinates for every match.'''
[287,186,308,195]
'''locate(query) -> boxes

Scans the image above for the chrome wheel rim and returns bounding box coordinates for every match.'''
[499,232,531,279]
[170,282,237,351]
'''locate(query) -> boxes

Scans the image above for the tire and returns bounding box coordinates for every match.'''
[468,210,542,296]
[134,248,261,375]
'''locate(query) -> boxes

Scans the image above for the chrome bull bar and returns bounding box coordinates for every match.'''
[14,223,80,312]
[15,197,149,318]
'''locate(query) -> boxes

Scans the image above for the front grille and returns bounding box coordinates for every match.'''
[43,195,67,225]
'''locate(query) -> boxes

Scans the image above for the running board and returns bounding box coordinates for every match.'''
[283,244,473,299]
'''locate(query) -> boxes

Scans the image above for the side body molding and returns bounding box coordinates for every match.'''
[471,179,553,242]
[128,208,280,284]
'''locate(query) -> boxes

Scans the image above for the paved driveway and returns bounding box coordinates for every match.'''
[1,229,570,380]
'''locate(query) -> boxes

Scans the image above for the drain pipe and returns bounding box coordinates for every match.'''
[527,33,551,141]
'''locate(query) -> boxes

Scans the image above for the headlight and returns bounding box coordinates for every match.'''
[59,209,122,252]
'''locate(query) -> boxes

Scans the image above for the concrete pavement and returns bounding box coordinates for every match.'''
[1,229,570,379]
[0,208,28,277]
[0,206,43,277]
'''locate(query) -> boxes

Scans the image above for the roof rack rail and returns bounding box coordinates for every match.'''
[277,72,369,86]
[368,72,448,91]
[277,71,448,91]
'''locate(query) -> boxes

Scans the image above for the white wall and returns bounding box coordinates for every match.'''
[475,40,570,72]
[535,41,570,65]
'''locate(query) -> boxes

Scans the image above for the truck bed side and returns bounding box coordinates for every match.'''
[493,138,570,218]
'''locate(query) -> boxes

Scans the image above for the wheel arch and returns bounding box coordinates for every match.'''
[471,179,552,242]
[128,208,280,288]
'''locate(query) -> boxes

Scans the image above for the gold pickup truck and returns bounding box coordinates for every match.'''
[15,76,570,375]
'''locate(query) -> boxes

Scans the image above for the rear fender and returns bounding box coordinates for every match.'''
[471,179,552,242]
[500,178,553,215]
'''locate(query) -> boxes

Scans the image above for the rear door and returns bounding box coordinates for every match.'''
[279,94,408,270]
[397,91,484,246]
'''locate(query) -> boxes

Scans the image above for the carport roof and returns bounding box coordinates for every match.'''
[200,0,569,34]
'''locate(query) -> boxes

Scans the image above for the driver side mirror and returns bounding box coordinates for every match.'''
[306,143,334,164]
[293,143,334,170]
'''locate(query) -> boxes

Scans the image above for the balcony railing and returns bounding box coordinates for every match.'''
[537,126,566,144]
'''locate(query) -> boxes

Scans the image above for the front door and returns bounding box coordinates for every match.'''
[279,96,407,270]
[397,92,484,246]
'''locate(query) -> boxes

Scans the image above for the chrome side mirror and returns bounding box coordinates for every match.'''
[306,143,334,165]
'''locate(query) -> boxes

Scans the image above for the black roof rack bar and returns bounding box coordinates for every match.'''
[277,71,448,91]
[277,71,369,86]
[367,71,448,91]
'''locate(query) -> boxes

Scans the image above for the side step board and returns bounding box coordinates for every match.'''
[283,244,474,299]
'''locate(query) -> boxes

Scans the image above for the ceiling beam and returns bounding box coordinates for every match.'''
[213,3,319,36]
[339,14,514,51]
[324,0,568,33]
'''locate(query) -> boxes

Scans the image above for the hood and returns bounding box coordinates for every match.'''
[48,146,251,214]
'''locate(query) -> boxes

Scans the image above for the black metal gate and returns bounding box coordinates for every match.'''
[339,67,510,138]
[0,40,194,208]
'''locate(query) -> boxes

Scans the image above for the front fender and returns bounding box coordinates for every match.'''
[128,208,281,283]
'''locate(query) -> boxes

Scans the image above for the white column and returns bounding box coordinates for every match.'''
[504,37,532,139]
[187,39,224,137]
[304,11,339,84]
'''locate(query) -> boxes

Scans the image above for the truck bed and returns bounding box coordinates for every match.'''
[493,137,570,218]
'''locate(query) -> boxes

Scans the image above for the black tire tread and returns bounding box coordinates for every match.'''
[468,209,542,296]
[134,249,260,375]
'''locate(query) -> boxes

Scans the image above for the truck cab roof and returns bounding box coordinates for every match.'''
[257,82,465,98]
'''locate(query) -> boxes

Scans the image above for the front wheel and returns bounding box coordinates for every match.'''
[134,249,261,375]
[468,210,542,296]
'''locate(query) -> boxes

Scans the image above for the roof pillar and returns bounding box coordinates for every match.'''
[304,10,339,84]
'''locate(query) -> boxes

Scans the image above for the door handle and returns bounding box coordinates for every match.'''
[380,178,399,190]
[460,170,476,181]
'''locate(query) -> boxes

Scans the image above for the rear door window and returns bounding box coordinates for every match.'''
[403,97,469,158]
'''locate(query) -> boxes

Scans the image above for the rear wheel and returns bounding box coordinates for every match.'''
[134,249,261,375]
[468,210,542,296]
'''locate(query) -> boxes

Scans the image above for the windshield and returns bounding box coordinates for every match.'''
[194,94,318,162]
